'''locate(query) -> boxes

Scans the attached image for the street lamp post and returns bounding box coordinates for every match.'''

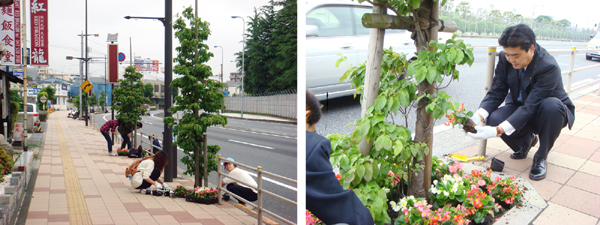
[214,46,223,83]
[76,32,99,124]
[231,16,245,118]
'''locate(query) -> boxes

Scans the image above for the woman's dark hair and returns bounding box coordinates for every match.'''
[153,150,169,172]
[498,24,536,52]
[306,90,321,126]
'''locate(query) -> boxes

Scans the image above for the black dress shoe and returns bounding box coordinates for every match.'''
[530,157,547,180]
[510,134,538,159]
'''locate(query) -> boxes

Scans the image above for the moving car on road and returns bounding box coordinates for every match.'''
[586,30,600,60]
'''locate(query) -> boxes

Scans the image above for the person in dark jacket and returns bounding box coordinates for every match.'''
[467,24,575,181]
[306,90,374,225]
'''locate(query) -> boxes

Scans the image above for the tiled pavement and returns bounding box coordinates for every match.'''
[452,90,600,225]
[25,111,257,225]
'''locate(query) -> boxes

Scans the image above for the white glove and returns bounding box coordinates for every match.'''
[469,114,483,125]
[467,126,497,140]
[155,182,163,189]
[162,183,170,189]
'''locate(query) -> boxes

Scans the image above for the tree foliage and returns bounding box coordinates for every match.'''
[99,89,106,110]
[36,85,55,111]
[89,91,98,108]
[234,0,296,94]
[113,66,150,130]
[143,83,154,98]
[164,7,227,182]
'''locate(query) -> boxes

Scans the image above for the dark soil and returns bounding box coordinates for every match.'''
[463,118,477,133]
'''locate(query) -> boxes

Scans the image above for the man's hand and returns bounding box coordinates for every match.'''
[467,126,497,140]
[221,181,225,187]
[155,182,163,189]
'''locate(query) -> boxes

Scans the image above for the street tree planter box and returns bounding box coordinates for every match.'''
[195,198,218,204]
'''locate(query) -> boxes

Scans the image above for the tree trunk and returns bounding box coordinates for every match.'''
[408,0,438,198]
[358,4,386,156]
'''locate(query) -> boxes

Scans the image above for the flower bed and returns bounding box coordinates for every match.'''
[117,148,129,156]
[391,157,522,225]
[175,185,220,205]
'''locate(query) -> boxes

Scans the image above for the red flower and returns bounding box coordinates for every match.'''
[336,174,341,181]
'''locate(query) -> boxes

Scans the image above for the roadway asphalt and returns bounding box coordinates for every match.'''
[315,39,600,137]
[93,111,297,223]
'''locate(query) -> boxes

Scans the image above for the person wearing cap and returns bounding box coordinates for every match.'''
[221,158,258,208]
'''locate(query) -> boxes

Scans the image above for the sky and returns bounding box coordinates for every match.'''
[446,0,598,30]
[40,0,270,82]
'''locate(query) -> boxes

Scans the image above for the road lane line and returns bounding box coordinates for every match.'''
[229,139,274,149]
[217,127,296,139]
[245,170,297,191]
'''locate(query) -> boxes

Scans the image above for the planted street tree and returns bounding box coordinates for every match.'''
[163,7,227,187]
[89,91,99,111]
[37,86,55,111]
[113,66,150,146]
[328,0,475,223]
[99,90,107,111]
[143,83,154,98]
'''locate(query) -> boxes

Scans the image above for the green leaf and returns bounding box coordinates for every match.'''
[341,156,350,171]
[393,140,403,156]
[415,65,427,83]
[351,128,363,144]
[447,48,456,62]
[383,135,392,150]
[374,95,386,111]
[335,56,345,68]
[364,163,373,181]
[374,135,386,151]
[357,164,366,179]
[398,89,410,108]
[455,49,465,64]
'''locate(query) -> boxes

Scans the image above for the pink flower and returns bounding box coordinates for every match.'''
[306,210,316,225]
[478,179,486,186]
[388,171,394,177]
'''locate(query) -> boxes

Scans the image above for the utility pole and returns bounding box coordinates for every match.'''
[163,0,174,182]
[21,0,28,151]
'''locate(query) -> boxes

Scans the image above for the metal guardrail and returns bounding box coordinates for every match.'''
[217,155,297,225]
[139,131,161,156]
[478,46,600,156]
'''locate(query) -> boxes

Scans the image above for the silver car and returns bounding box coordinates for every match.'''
[306,1,450,100]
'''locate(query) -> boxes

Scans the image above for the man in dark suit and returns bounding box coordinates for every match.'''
[306,90,374,225]
[468,24,575,181]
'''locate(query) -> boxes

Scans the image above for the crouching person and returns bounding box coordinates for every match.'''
[221,158,257,209]
[131,151,170,190]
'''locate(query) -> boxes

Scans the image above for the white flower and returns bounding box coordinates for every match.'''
[400,198,408,210]
[443,174,452,180]
[444,191,449,196]
[389,201,400,212]
[383,188,390,193]
[433,180,438,185]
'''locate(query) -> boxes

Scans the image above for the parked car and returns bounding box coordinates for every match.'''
[18,103,39,122]
[306,1,452,100]
[586,30,600,60]
[141,104,150,116]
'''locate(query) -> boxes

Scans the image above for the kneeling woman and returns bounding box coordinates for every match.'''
[131,151,170,190]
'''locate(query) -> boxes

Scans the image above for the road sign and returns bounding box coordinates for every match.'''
[118,52,126,62]
[14,69,23,78]
[40,96,47,102]
[81,80,93,93]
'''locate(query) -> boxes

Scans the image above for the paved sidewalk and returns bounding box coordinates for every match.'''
[451,90,600,225]
[24,111,257,225]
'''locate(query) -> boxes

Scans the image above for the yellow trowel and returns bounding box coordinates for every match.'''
[447,154,485,162]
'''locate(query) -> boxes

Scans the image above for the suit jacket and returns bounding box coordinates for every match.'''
[306,131,374,225]
[479,44,575,132]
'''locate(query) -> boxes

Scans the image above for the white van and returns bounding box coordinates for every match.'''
[306,1,452,100]
[18,103,40,122]
[586,30,600,60]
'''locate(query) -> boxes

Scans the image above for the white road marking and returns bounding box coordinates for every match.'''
[217,127,296,139]
[228,139,274,149]
[144,121,153,125]
[244,170,297,191]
